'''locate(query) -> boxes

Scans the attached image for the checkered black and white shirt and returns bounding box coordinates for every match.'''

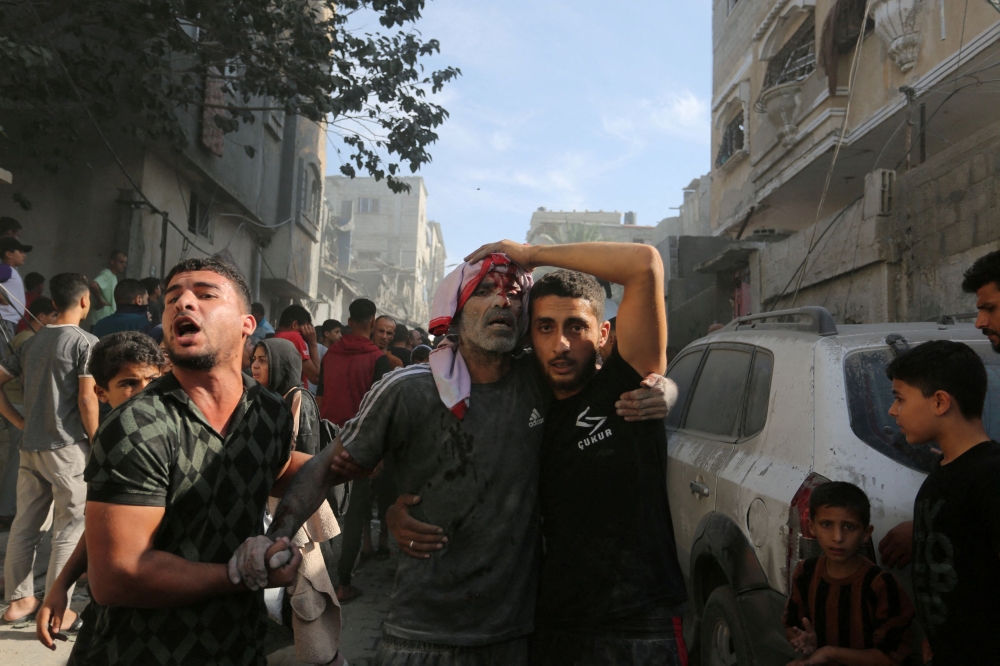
[83,372,293,665]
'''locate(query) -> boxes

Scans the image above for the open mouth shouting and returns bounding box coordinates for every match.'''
[172,316,203,345]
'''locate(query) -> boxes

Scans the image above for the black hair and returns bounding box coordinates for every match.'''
[962,250,1000,294]
[0,217,22,236]
[49,273,90,312]
[24,272,44,292]
[140,277,162,298]
[27,296,55,318]
[886,340,988,420]
[110,249,127,261]
[114,278,148,306]
[529,269,605,321]
[392,322,409,344]
[278,304,312,328]
[349,298,377,324]
[411,344,431,363]
[322,319,342,333]
[88,331,164,389]
[809,481,871,527]
[165,257,251,312]
[251,302,266,316]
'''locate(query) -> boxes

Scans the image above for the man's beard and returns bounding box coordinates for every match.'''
[164,342,219,371]
[542,348,598,394]
[457,307,518,354]
[985,328,1000,353]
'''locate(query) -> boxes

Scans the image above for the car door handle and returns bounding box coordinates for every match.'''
[690,481,711,498]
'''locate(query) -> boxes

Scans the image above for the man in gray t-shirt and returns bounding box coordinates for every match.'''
[0,273,100,624]
[339,356,548,647]
[231,249,670,665]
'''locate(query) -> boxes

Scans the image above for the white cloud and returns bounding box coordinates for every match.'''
[602,90,710,148]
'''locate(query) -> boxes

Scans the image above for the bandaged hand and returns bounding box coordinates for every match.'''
[228,535,296,590]
[615,373,678,421]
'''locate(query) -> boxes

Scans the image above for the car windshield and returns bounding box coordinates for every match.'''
[844,340,1000,473]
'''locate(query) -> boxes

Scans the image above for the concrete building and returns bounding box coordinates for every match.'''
[0,92,327,327]
[526,209,663,246]
[323,176,445,326]
[701,0,1000,325]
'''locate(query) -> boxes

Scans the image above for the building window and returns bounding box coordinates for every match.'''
[762,16,816,92]
[716,111,745,168]
[359,251,380,261]
[358,197,379,214]
[187,192,212,241]
[263,96,284,140]
[727,0,739,15]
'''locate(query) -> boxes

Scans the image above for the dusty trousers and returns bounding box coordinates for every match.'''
[3,441,88,602]
[337,477,371,586]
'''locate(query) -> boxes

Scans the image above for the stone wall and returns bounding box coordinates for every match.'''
[752,118,1000,323]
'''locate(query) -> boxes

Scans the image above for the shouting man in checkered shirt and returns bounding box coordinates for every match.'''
[79,258,310,666]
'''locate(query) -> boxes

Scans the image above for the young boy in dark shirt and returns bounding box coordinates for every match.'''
[886,340,1000,666]
[783,482,914,665]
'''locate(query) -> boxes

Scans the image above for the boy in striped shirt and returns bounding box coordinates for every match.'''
[783,482,914,666]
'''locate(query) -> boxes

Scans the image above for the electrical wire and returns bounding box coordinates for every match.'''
[763,195,863,310]
[776,0,875,311]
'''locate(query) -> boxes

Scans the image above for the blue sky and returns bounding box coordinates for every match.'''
[329,0,713,265]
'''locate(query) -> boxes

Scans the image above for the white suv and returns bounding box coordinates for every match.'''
[664,307,1000,666]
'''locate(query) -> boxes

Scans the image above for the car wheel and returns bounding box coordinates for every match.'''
[700,585,753,666]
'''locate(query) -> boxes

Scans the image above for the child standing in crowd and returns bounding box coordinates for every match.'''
[783,482,914,666]
[35,331,163,652]
[886,340,1000,665]
[0,274,98,625]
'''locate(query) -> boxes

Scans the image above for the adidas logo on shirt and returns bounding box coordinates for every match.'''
[528,408,545,428]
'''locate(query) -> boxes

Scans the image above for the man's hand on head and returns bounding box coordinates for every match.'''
[300,323,317,345]
[387,494,447,559]
[615,374,678,422]
[464,240,534,271]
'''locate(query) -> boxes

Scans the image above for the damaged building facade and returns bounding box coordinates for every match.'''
[669,0,1000,344]
[323,176,446,327]
[0,91,328,326]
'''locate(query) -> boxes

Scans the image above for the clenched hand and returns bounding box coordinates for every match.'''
[228,535,301,590]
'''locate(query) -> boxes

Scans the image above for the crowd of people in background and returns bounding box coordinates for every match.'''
[0,213,439,659]
[0,208,996,666]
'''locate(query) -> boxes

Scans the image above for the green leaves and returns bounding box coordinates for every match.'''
[0,0,458,190]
